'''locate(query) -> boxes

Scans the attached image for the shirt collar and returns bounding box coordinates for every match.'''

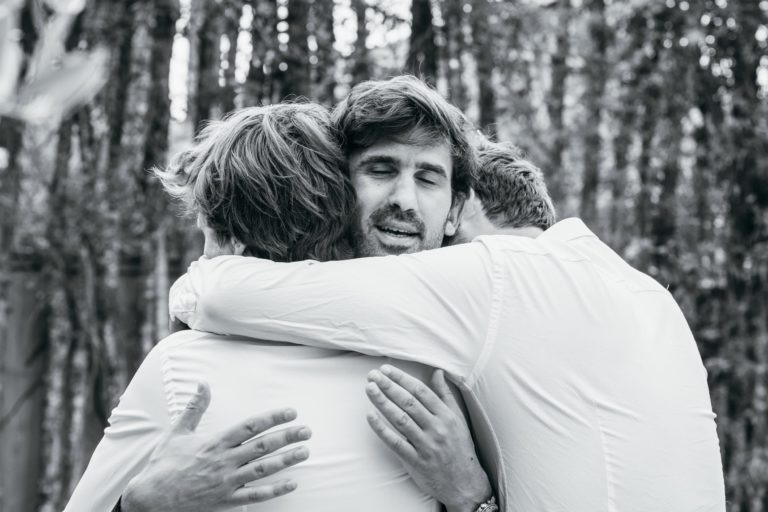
[538,218,597,242]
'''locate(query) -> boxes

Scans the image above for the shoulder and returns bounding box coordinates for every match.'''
[151,330,220,362]
[156,329,212,349]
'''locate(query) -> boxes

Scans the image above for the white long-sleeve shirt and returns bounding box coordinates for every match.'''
[172,218,726,512]
[64,331,440,512]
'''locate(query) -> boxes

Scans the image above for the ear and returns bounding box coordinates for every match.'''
[444,192,469,237]
[231,239,246,256]
[461,189,480,220]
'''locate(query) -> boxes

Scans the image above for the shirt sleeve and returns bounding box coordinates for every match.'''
[63,345,172,512]
[179,240,501,382]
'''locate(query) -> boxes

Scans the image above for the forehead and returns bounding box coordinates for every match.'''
[349,138,453,176]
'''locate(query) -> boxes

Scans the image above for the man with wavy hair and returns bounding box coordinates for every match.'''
[65,103,458,512]
[168,113,725,511]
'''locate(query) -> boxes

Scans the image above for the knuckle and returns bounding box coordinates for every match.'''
[252,463,267,478]
[245,418,262,436]
[249,489,267,502]
[395,413,410,428]
[432,427,448,443]
[403,397,417,410]
[413,386,429,400]
[253,438,268,455]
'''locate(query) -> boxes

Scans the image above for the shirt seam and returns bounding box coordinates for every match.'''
[593,398,618,512]
[467,243,504,386]
[156,342,179,421]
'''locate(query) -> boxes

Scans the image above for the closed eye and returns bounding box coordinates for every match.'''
[367,166,395,177]
[418,176,438,186]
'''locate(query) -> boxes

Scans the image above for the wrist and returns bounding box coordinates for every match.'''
[446,476,492,512]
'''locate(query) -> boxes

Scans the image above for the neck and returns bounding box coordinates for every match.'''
[490,225,543,238]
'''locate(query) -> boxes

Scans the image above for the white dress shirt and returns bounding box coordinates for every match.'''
[172,218,726,512]
[64,331,439,512]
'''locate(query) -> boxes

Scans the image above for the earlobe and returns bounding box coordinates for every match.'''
[445,220,458,237]
[232,239,246,255]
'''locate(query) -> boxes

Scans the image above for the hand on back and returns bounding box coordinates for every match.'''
[365,365,493,512]
[121,382,311,512]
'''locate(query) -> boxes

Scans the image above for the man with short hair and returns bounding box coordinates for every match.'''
[332,75,475,257]
[454,142,556,243]
[65,102,489,512]
[68,79,497,512]
[177,136,726,510]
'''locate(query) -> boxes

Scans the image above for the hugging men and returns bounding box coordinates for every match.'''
[66,76,725,512]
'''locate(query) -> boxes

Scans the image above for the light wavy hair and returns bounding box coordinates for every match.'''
[475,142,556,230]
[154,103,355,262]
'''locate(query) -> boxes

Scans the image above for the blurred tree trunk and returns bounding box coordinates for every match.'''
[579,0,607,227]
[545,0,570,208]
[244,0,277,105]
[220,0,241,113]
[608,101,632,249]
[312,0,336,104]
[442,0,468,111]
[39,121,75,512]
[351,0,370,85]
[407,0,437,83]
[0,118,23,377]
[721,6,768,506]
[35,2,181,509]
[285,0,311,98]
[470,0,495,137]
[0,119,22,506]
[192,0,220,131]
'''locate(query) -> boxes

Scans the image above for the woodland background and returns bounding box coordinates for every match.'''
[0,0,767,510]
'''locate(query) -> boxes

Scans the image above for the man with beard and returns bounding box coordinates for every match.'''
[172,132,726,509]
[69,79,496,512]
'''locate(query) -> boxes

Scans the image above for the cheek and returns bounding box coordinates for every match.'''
[352,176,385,218]
[421,188,454,232]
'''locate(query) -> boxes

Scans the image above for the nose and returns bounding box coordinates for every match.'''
[387,173,418,212]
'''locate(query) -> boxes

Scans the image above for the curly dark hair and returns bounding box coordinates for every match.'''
[154,103,355,262]
[332,75,477,203]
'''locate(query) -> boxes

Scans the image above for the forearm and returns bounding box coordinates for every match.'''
[182,243,497,378]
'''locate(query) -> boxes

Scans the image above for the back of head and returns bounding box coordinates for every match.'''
[332,75,476,201]
[155,103,354,262]
[475,142,556,230]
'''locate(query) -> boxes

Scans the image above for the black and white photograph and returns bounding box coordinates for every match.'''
[0,0,766,510]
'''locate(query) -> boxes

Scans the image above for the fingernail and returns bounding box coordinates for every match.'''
[380,364,394,375]
[368,369,383,382]
[295,446,309,459]
[298,427,312,440]
[285,480,298,491]
[365,382,379,395]
[283,408,297,421]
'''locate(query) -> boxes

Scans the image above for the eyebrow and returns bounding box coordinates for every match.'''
[356,154,448,178]
[357,154,400,167]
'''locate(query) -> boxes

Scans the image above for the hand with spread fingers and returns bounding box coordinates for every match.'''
[365,365,493,512]
[121,382,311,512]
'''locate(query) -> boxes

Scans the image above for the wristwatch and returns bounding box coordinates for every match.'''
[475,496,498,512]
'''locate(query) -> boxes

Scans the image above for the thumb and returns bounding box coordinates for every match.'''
[172,382,211,434]
[431,369,461,414]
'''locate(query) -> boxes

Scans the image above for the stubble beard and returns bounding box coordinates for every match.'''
[351,206,447,257]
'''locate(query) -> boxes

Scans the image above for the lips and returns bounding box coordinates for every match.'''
[375,223,420,238]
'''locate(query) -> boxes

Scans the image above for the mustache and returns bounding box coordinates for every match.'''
[369,205,425,234]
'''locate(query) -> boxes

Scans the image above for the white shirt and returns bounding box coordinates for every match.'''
[64,331,439,512]
[172,218,726,512]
